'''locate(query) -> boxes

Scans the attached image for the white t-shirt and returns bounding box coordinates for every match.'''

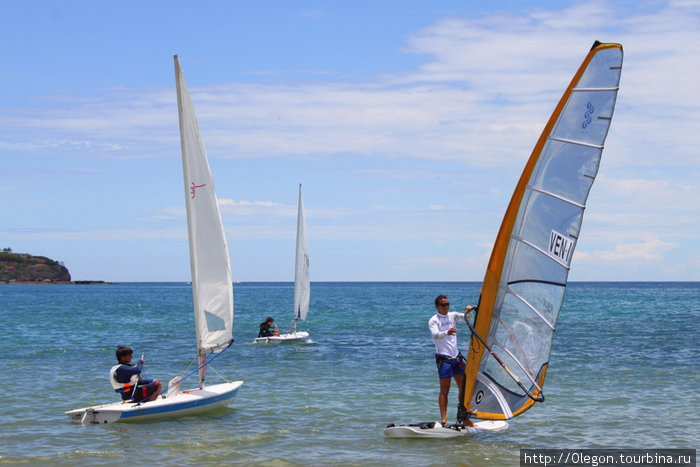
[428,311,466,358]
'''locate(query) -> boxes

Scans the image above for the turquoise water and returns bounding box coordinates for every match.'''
[0,282,697,466]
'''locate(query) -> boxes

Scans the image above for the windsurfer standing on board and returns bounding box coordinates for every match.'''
[428,294,476,427]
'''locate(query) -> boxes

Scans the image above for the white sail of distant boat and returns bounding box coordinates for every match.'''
[255,184,311,344]
[292,184,311,327]
[460,41,623,422]
[66,55,243,424]
[385,41,623,438]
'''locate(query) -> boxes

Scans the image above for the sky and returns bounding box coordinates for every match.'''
[1,0,698,282]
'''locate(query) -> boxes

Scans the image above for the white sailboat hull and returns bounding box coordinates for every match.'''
[254,331,309,344]
[65,380,243,424]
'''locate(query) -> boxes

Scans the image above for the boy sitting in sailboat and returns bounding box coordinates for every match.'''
[110,346,162,402]
[258,317,281,338]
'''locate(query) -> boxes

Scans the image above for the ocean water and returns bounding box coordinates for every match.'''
[0,281,697,466]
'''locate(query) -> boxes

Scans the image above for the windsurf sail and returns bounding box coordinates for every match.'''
[292,184,310,329]
[174,55,234,384]
[462,41,623,420]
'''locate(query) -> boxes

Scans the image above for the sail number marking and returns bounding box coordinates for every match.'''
[190,182,207,199]
[548,230,575,266]
[581,102,594,129]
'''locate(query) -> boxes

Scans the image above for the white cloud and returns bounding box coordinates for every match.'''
[428,204,463,211]
[219,199,296,218]
[5,2,697,173]
[0,227,186,241]
[582,237,679,261]
[2,1,698,281]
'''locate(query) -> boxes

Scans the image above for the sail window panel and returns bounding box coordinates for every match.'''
[483,296,552,395]
[507,240,569,286]
[507,245,568,289]
[499,293,555,373]
[480,350,525,396]
[516,192,584,252]
[510,188,535,244]
[551,90,618,146]
[531,140,601,205]
[508,281,566,331]
[577,48,623,89]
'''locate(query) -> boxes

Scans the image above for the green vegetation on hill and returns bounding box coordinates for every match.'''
[0,248,71,282]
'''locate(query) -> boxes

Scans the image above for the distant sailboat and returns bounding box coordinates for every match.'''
[385,41,623,438]
[256,184,311,344]
[66,55,243,424]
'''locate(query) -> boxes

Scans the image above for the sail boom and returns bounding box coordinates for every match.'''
[202,339,234,354]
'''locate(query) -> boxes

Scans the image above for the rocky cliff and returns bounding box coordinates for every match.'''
[0,250,71,282]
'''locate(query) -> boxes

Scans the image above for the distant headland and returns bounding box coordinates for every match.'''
[0,248,109,284]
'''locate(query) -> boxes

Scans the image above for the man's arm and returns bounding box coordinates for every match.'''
[428,317,450,339]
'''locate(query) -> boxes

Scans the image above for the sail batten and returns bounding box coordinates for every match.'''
[527,185,586,208]
[508,279,566,287]
[462,42,623,421]
[548,136,604,148]
[572,86,619,92]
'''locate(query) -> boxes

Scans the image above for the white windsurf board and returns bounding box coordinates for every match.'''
[383,420,507,438]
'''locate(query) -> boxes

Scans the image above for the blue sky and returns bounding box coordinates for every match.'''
[1,0,698,282]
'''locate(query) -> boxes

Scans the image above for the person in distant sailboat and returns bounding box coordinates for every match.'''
[428,295,476,427]
[258,317,280,338]
[110,346,162,402]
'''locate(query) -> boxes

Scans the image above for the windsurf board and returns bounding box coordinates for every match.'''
[383,420,508,438]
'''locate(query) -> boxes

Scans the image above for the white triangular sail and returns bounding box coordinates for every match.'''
[174,55,234,362]
[293,184,310,325]
[462,42,623,420]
